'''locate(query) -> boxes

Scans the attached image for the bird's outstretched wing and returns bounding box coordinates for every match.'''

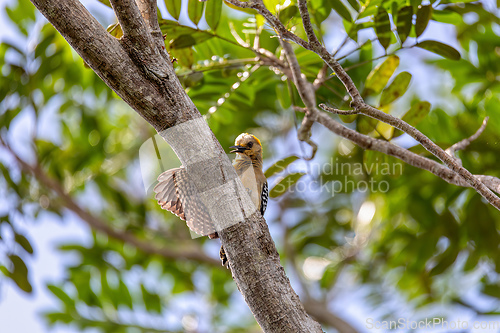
[154,167,217,238]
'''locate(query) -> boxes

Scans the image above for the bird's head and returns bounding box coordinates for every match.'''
[230,133,263,161]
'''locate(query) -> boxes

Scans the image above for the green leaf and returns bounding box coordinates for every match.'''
[205,0,222,30]
[48,285,75,308]
[170,47,194,68]
[8,255,32,293]
[388,2,396,18]
[20,0,36,22]
[98,0,112,7]
[410,0,421,10]
[34,31,56,59]
[320,264,340,289]
[483,283,500,299]
[188,0,204,25]
[309,0,332,24]
[429,247,459,276]
[141,284,162,313]
[393,101,431,138]
[73,270,101,307]
[374,9,391,49]
[45,312,73,325]
[118,280,133,309]
[5,0,36,35]
[379,71,412,107]
[347,22,372,41]
[464,251,480,271]
[162,21,215,49]
[269,172,306,198]
[265,155,299,178]
[415,5,432,37]
[184,71,204,87]
[331,0,352,22]
[0,107,22,131]
[396,6,413,44]
[363,150,385,174]
[415,40,461,60]
[358,0,383,19]
[278,6,299,25]
[15,233,34,255]
[432,9,463,25]
[0,163,21,196]
[364,55,400,95]
[346,0,360,12]
[170,33,213,49]
[276,83,291,109]
[357,116,378,135]
[165,0,182,20]
[106,23,123,39]
[404,101,431,125]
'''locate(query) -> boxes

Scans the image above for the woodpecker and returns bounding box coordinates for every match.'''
[229,133,268,217]
[154,133,268,267]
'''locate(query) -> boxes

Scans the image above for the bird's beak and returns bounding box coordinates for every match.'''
[229,145,248,153]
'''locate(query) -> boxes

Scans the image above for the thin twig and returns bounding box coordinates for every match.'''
[319,103,360,115]
[447,117,489,156]
[176,58,260,77]
[313,64,328,91]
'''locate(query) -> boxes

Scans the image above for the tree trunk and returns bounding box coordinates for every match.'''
[29,0,323,331]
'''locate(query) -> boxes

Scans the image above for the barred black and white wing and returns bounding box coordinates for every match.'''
[154,167,217,238]
[260,181,268,216]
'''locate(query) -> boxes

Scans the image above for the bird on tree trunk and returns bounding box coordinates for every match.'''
[154,133,268,267]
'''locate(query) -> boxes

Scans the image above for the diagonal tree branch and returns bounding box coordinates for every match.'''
[351,104,499,207]
[0,140,220,266]
[319,106,498,192]
[284,40,500,195]
[313,112,500,194]
[225,0,500,211]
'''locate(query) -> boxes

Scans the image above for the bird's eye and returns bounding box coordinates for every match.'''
[247,142,253,148]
